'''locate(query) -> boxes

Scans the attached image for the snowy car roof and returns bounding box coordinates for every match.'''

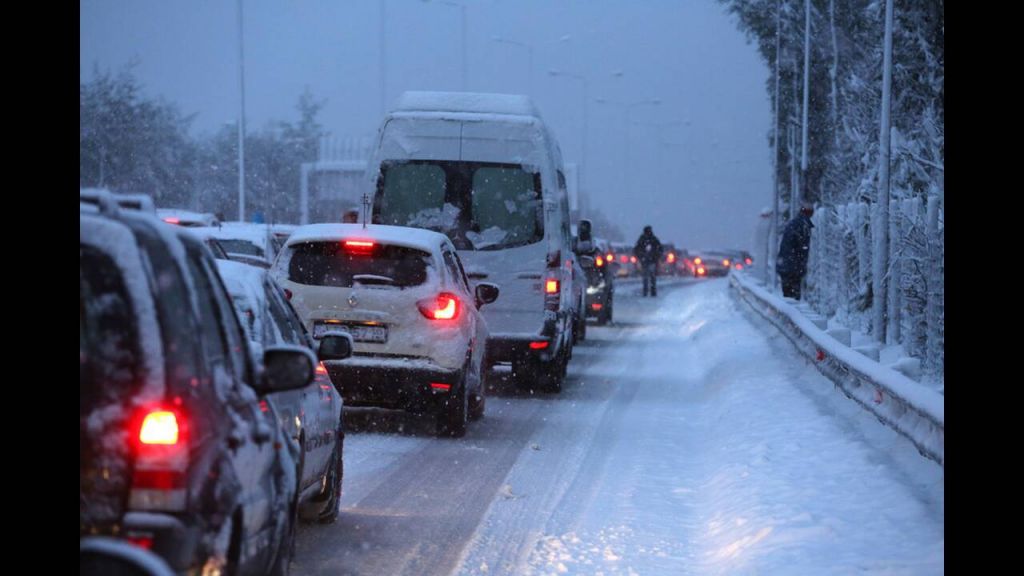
[392,91,541,119]
[285,223,450,253]
[156,206,219,224]
[189,222,272,247]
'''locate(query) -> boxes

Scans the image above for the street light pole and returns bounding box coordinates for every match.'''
[237,0,247,222]
[379,0,387,115]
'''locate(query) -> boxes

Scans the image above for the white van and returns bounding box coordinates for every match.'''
[367,91,576,392]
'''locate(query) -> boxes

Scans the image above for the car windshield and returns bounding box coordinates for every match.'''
[285,241,431,288]
[374,160,543,251]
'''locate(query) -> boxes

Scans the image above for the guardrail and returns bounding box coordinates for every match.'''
[730,272,944,467]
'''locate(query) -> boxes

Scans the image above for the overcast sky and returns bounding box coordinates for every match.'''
[81,0,773,251]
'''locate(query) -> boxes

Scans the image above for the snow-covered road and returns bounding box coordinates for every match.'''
[293,278,944,575]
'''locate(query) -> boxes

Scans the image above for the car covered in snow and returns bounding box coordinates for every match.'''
[368,91,577,393]
[270,223,500,437]
[156,208,220,228]
[192,222,276,268]
[81,201,315,575]
[691,251,732,277]
[216,259,352,524]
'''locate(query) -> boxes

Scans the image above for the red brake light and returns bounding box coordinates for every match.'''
[736,264,744,270]
[596,256,604,267]
[620,255,628,263]
[343,240,375,254]
[694,257,702,265]
[139,410,180,446]
[418,293,460,320]
[723,259,730,266]
[630,256,637,263]
[529,341,549,350]
[162,217,181,225]
[697,267,706,275]
[667,253,676,263]
[607,253,614,261]
[745,258,753,265]
[591,303,603,310]
[545,279,559,294]
[430,382,452,391]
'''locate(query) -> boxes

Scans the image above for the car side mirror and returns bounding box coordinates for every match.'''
[475,282,500,308]
[259,345,315,394]
[318,332,354,361]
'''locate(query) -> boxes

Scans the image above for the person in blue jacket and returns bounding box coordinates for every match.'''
[776,204,814,299]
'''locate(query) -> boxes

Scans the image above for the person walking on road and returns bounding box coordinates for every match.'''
[776,204,815,299]
[634,225,664,297]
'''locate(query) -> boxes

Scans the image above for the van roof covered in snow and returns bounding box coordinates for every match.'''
[392,91,541,119]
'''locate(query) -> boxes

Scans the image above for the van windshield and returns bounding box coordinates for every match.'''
[374,160,544,251]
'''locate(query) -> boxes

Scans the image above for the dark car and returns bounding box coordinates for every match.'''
[81,198,316,575]
[216,259,351,523]
[691,251,732,277]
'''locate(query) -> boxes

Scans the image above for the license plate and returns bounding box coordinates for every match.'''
[314,322,387,343]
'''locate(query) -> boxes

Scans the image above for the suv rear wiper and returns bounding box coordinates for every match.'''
[353,274,396,286]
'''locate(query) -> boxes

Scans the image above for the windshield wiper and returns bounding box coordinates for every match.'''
[352,274,396,286]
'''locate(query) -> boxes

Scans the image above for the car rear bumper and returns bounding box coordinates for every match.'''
[326,357,464,413]
[117,512,202,572]
[584,290,611,318]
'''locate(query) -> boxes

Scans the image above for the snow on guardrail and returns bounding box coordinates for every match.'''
[730,272,943,467]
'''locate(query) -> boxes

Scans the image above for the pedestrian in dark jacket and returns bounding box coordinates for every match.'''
[776,205,814,299]
[634,225,663,297]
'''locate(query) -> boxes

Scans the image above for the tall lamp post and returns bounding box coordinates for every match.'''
[236,0,247,222]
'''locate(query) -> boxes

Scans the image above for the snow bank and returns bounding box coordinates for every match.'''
[730,272,944,466]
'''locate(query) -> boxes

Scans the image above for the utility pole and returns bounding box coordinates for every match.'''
[873,0,895,342]
[771,0,783,289]
[237,0,247,222]
[800,0,811,205]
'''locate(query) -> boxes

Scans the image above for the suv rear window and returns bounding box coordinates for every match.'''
[374,160,543,251]
[218,239,265,258]
[286,241,431,288]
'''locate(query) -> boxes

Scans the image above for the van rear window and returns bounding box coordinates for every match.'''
[287,242,431,288]
[374,160,543,251]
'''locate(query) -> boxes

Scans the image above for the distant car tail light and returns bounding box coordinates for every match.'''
[620,255,628,263]
[694,257,702,265]
[131,406,188,512]
[430,382,452,392]
[529,341,549,350]
[591,303,603,310]
[736,264,744,270]
[418,293,460,320]
[607,253,614,261]
[545,279,559,294]
[697,267,706,276]
[723,259,730,266]
[667,253,676,263]
[126,535,154,550]
[745,258,752,265]
[314,361,332,386]
[162,217,181,225]
[596,256,604,267]
[630,256,637,263]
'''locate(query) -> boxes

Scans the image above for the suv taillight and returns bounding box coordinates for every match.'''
[418,293,460,320]
[544,275,560,312]
[130,406,188,512]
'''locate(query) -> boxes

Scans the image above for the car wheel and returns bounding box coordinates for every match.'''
[315,434,343,524]
[437,379,468,437]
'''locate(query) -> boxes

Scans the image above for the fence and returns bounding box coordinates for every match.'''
[804,196,943,387]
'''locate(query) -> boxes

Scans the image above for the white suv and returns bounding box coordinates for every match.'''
[270,223,499,437]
